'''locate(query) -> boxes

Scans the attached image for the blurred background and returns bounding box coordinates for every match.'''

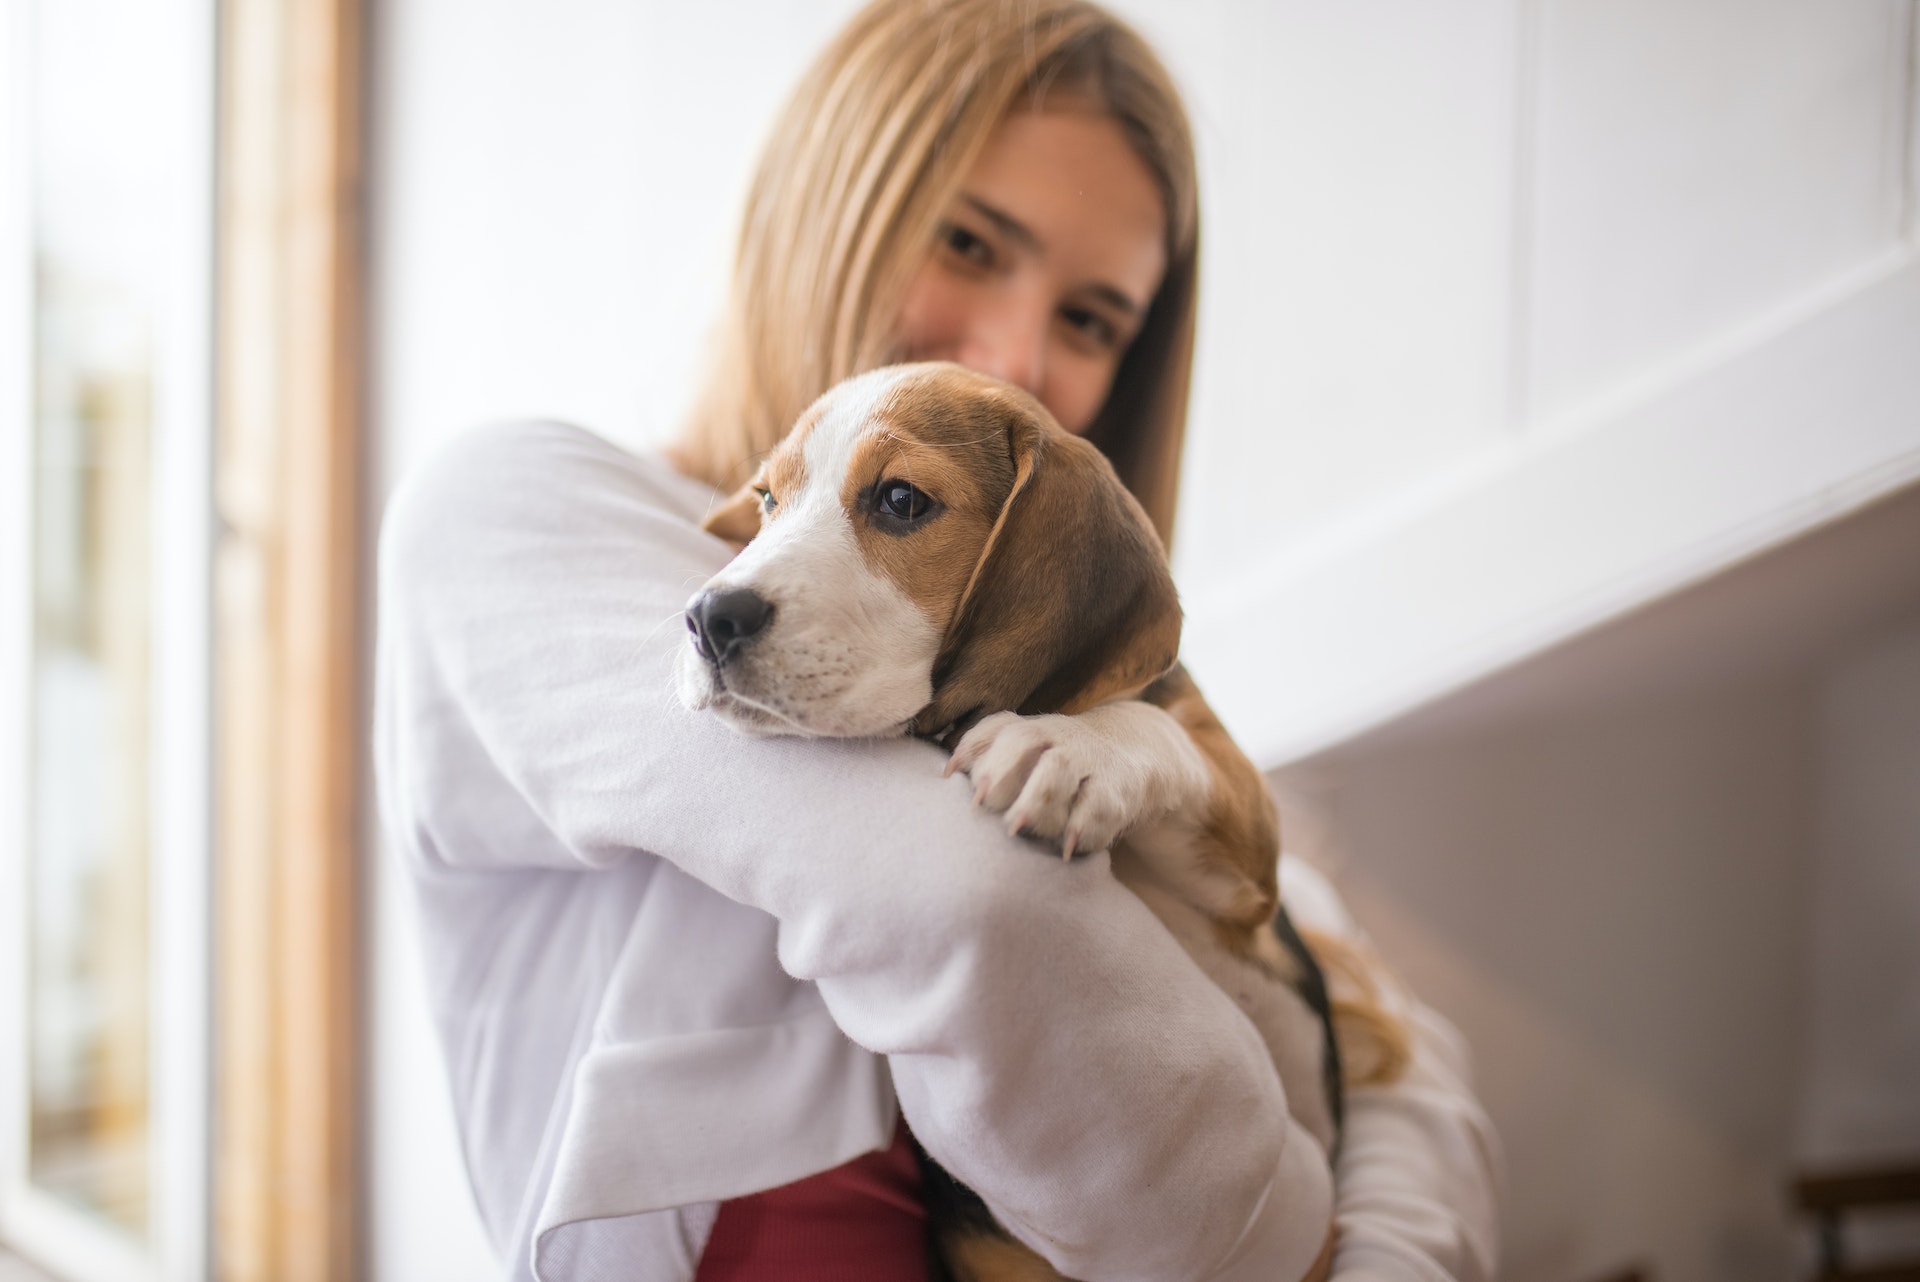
[2,1,1917,1281]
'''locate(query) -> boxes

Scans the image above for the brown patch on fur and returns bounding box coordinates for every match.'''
[911,371,1182,741]
[936,1199,1337,1282]
[837,371,1022,634]
[758,437,809,511]
[1298,925,1413,1087]
[700,489,763,546]
[699,395,819,545]
[1250,916,1300,979]
[1143,664,1279,941]
[943,1231,1071,1282]
[1301,1225,1339,1282]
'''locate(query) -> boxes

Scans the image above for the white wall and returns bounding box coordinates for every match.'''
[1181,0,1920,767]
[1272,526,1920,1282]
[1793,615,1920,1268]
[1154,0,1519,569]
[1800,619,1920,1163]
[1282,679,1816,1282]
[1523,0,1911,426]
[369,0,866,476]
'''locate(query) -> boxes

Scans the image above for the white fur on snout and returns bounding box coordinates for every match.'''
[673,633,723,714]
[676,378,942,737]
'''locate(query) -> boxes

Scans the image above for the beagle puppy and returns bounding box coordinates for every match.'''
[678,362,1390,1282]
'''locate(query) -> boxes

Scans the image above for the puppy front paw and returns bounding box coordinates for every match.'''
[947,711,1133,858]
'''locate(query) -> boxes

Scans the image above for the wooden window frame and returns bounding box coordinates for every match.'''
[212,0,364,1277]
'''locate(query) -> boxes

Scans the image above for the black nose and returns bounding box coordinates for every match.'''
[686,587,774,664]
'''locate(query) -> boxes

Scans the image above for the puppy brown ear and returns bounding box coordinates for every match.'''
[913,416,1182,741]
[701,484,764,548]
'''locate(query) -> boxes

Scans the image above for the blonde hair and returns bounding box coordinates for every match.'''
[1305,927,1414,1089]
[668,0,1199,546]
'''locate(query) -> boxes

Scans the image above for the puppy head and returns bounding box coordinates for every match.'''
[910,393,1182,742]
[677,362,1180,741]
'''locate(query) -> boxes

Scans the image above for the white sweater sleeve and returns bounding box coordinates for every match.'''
[375,421,1331,1282]
[1279,861,1503,1282]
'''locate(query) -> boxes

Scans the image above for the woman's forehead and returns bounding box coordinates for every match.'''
[960,109,1167,308]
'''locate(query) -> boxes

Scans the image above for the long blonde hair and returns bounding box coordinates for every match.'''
[669,0,1200,547]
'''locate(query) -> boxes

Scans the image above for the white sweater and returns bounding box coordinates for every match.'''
[373,421,1500,1282]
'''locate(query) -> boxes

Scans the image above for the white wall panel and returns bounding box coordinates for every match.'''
[372,0,865,482]
[1909,1,1920,242]
[1187,262,1920,768]
[1525,0,1913,427]
[1153,0,1517,577]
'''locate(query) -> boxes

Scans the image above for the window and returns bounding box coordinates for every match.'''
[0,0,215,1279]
[5,0,362,1276]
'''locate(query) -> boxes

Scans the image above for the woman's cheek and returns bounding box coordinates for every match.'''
[893,268,961,363]
[1046,355,1110,437]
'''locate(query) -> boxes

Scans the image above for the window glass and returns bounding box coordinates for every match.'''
[26,0,170,1240]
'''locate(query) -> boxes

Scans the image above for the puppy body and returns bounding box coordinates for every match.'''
[680,363,1346,1280]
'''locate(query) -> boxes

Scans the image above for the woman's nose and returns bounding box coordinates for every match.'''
[954,308,1045,398]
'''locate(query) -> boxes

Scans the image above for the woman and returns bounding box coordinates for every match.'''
[375,2,1499,1280]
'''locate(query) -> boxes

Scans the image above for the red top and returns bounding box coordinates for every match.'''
[693,1121,929,1281]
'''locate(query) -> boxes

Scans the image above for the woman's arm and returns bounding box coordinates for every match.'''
[376,420,1332,1282]
[942,670,1502,1282]
[1281,860,1503,1282]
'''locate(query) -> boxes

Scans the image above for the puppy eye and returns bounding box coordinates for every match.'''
[876,479,933,522]
[755,487,776,514]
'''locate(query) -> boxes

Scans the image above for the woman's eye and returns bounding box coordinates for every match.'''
[940,222,993,268]
[1061,306,1121,350]
[877,480,933,522]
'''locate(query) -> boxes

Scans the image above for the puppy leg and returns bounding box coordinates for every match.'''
[947,664,1281,930]
[948,700,1210,859]
[1130,663,1281,933]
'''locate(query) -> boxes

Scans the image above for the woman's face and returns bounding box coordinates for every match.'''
[893,108,1168,436]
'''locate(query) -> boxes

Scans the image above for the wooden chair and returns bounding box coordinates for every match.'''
[1792,1162,1920,1282]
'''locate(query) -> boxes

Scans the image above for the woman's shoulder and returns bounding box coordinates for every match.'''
[380,420,722,576]
[389,420,714,528]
